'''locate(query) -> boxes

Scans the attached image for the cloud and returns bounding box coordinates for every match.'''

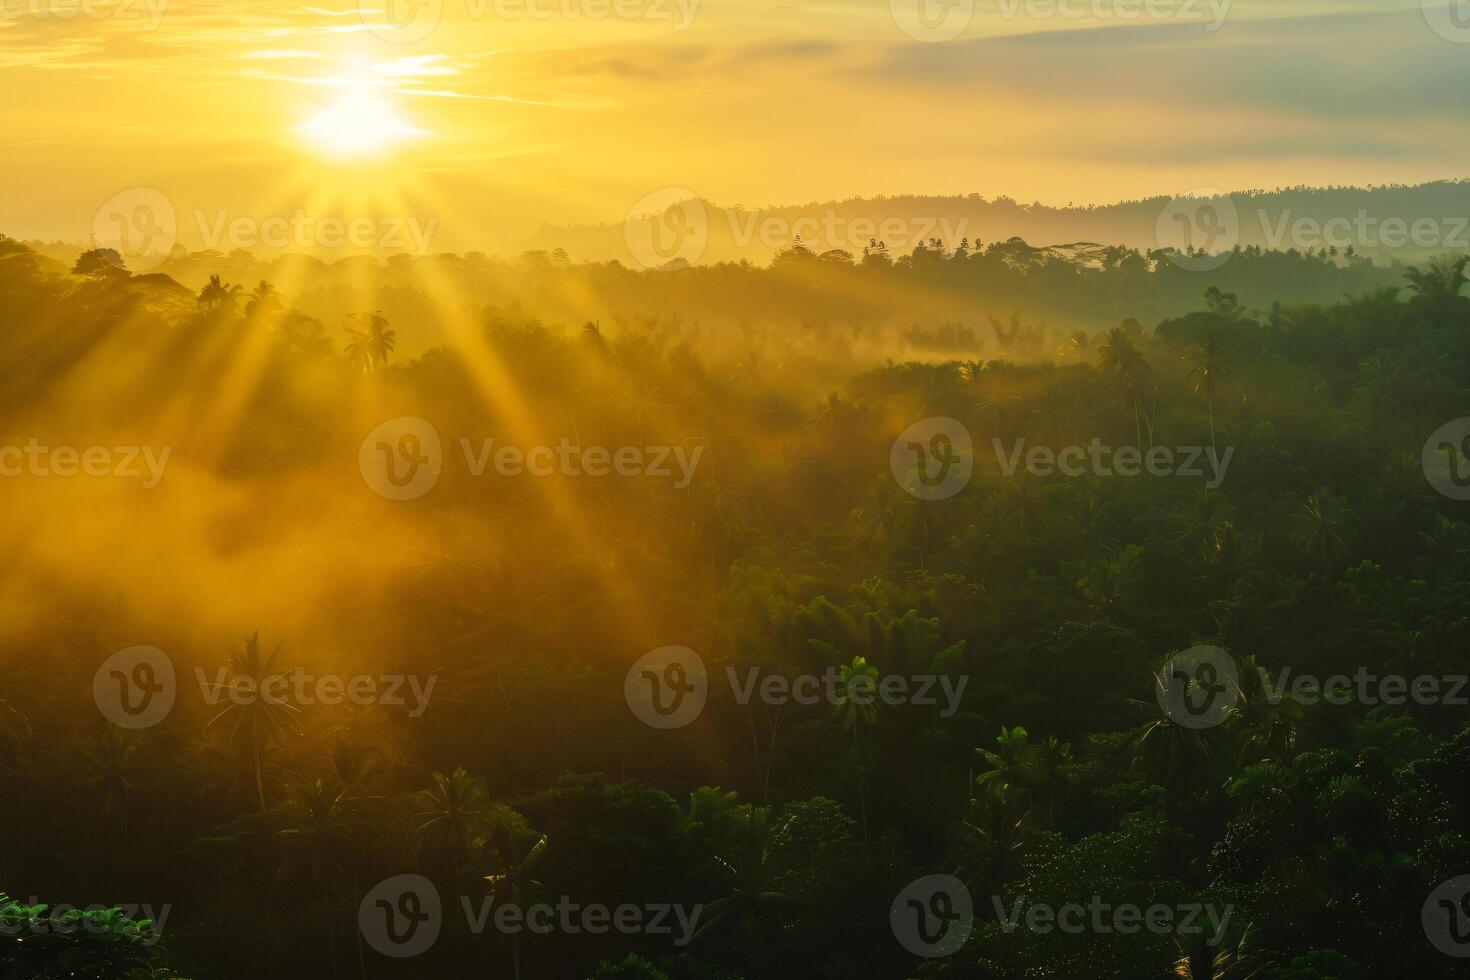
[373,54,460,77]
[869,6,1466,121]
[238,49,324,60]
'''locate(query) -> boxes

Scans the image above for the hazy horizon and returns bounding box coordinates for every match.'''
[8,1,1470,247]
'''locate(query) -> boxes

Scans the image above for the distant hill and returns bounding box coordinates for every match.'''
[520,181,1470,267]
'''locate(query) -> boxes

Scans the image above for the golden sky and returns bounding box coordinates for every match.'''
[2,0,1465,252]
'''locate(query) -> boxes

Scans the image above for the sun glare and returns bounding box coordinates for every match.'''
[298,91,423,159]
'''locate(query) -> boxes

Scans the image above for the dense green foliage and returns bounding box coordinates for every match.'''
[1,234,1469,978]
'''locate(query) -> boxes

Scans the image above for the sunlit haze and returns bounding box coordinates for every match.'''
[4,0,1468,249]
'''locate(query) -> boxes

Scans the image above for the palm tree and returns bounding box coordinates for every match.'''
[619,376,666,446]
[829,655,880,841]
[1352,352,1412,428]
[1168,491,1234,565]
[197,274,242,312]
[244,281,283,321]
[344,312,396,372]
[973,393,1026,441]
[1403,254,1470,311]
[1029,736,1076,828]
[1173,917,1262,980]
[975,725,1035,792]
[317,702,407,787]
[1291,490,1357,573]
[483,826,548,980]
[413,767,492,879]
[1213,523,1261,599]
[1097,326,1153,448]
[1134,680,1231,814]
[959,782,1030,891]
[1227,654,1301,767]
[81,728,141,847]
[203,631,299,812]
[999,474,1051,535]
[1408,515,1470,586]
[692,807,793,943]
[0,668,32,763]
[1063,329,1090,359]
[1187,334,1234,454]
[270,777,379,980]
[1095,324,1137,374]
[895,495,948,569]
[1077,544,1142,623]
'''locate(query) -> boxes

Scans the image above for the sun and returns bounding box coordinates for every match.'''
[298,90,423,160]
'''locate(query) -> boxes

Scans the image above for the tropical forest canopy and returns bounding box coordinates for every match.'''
[2,232,1470,978]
